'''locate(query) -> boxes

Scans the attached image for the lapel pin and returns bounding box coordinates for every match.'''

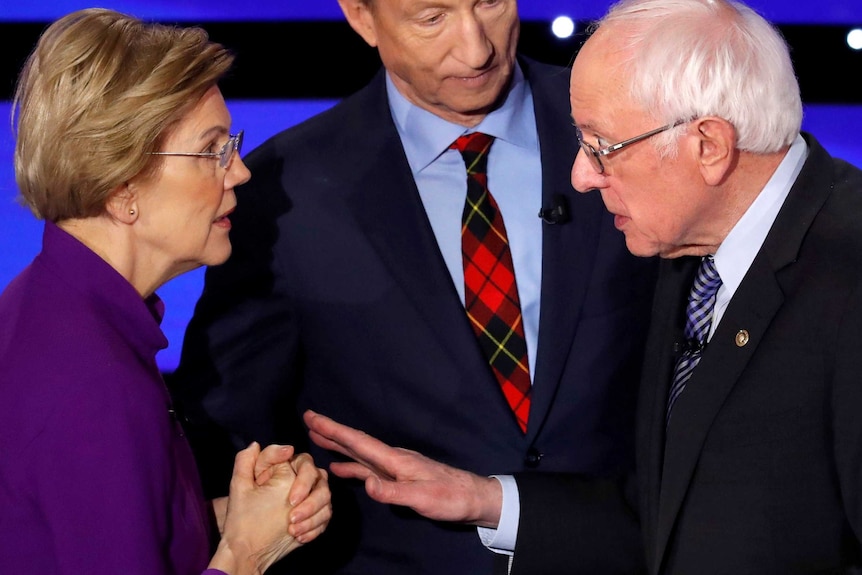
[735,330,750,347]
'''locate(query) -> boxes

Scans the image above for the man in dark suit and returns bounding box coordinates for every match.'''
[563,0,862,568]
[168,0,656,573]
[303,0,862,573]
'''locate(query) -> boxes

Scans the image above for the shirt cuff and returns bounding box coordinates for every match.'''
[477,474,520,554]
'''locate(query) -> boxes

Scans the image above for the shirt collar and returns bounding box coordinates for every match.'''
[713,133,808,292]
[385,62,538,175]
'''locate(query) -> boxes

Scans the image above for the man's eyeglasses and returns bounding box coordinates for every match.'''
[150,130,244,169]
[576,120,687,174]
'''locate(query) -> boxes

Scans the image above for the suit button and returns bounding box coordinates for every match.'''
[524,448,542,468]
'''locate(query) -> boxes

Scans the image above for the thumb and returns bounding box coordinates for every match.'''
[231,441,261,489]
[365,475,387,501]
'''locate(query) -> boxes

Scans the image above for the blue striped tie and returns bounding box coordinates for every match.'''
[667,256,722,423]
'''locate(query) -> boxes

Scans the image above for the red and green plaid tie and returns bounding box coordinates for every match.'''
[452,132,531,433]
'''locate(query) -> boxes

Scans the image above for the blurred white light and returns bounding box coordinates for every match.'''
[551,16,575,39]
[848,28,862,51]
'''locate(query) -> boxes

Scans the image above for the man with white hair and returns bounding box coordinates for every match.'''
[305,0,862,572]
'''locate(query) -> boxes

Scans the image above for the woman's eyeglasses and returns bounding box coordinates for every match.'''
[150,130,244,169]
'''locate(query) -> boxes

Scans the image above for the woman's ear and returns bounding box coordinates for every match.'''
[106,183,138,224]
[693,116,736,186]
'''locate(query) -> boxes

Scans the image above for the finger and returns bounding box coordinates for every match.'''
[289,468,330,522]
[363,475,413,506]
[254,444,296,485]
[305,410,384,453]
[306,411,406,482]
[289,506,332,544]
[361,475,444,517]
[307,428,361,462]
[289,489,332,541]
[292,523,328,545]
[267,460,298,483]
[307,429,385,477]
[305,410,383,452]
[210,496,228,535]
[328,461,379,481]
[230,441,261,490]
[286,453,318,505]
[306,421,395,476]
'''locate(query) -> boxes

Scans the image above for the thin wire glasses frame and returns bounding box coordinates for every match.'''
[576,120,687,174]
[150,130,244,169]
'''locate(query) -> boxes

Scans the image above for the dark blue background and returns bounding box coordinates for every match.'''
[2,1,861,370]
[2,0,860,23]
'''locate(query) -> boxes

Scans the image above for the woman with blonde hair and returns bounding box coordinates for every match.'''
[0,8,331,575]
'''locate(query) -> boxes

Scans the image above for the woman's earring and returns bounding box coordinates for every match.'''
[129,209,135,215]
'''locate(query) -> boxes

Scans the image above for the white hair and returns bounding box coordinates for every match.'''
[595,0,802,154]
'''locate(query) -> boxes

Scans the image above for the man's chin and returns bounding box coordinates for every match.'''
[624,237,661,259]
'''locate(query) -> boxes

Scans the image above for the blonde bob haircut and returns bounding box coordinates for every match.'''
[12,8,234,222]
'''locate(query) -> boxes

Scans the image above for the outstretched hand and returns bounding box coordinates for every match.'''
[303,409,502,528]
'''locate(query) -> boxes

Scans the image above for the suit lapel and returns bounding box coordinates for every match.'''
[637,256,696,571]
[345,75,489,379]
[650,133,837,572]
[346,60,607,437]
[518,57,597,438]
[654,262,784,570]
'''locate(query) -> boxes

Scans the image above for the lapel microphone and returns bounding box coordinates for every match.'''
[538,194,571,225]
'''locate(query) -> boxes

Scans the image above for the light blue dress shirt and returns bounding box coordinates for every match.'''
[711,134,808,335]
[385,64,542,553]
[385,64,544,381]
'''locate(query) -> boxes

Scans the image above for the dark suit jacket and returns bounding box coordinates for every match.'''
[513,134,862,575]
[168,56,657,575]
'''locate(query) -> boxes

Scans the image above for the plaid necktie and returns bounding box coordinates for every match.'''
[667,255,722,423]
[452,132,531,433]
